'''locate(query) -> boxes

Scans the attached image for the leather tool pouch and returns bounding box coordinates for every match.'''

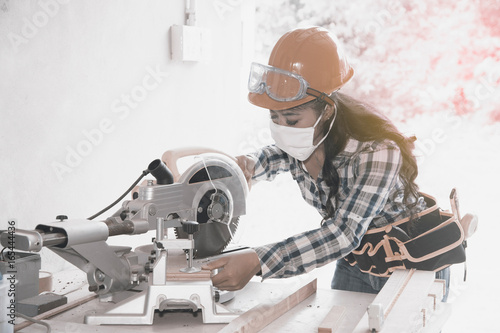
[345,193,466,277]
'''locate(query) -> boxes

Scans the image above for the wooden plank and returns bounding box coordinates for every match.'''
[166,249,211,281]
[219,278,317,333]
[318,305,346,333]
[353,268,415,333]
[352,269,437,333]
[382,271,435,332]
[166,269,211,281]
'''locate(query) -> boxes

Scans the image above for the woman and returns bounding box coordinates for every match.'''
[203,27,450,296]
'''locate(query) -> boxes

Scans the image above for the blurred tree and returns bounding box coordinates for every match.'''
[479,0,500,37]
[254,0,500,123]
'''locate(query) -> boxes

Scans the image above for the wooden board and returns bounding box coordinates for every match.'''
[219,278,317,333]
[352,269,440,333]
[166,269,211,281]
[318,305,347,333]
[383,270,435,331]
[165,249,211,281]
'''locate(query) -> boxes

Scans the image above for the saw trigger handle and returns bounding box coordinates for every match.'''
[162,146,238,182]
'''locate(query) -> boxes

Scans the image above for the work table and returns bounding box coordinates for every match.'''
[15,267,449,332]
[15,269,375,333]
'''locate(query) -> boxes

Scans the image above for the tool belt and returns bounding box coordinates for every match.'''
[345,193,466,277]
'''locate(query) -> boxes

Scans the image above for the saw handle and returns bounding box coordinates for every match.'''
[162,146,238,182]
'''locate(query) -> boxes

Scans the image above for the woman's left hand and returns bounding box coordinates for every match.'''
[202,249,261,291]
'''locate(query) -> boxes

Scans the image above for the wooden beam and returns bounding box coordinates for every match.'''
[352,269,443,333]
[382,270,435,331]
[318,305,347,333]
[166,249,211,281]
[219,278,317,333]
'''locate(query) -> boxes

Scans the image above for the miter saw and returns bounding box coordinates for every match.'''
[0,147,248,325]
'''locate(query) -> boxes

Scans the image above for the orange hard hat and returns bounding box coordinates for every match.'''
[248,27,354,111]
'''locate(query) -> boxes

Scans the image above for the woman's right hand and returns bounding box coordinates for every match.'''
[235,155,256,189]
[201,249,261,291]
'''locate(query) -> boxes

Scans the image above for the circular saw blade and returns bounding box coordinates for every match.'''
[175,217,239,258]
[175,188,238,258]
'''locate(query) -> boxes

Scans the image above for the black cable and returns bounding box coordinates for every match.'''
[87,170,149,220]
[221,246,250,255]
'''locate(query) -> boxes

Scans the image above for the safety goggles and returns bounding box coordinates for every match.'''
[248,62,334,105]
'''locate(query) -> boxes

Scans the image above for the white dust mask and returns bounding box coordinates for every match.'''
[270,107,336,161]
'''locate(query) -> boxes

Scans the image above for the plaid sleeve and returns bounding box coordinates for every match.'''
[249,145,291,183]
[253,143,403,280]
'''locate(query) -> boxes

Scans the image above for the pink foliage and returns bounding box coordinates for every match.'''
[490,109,500,122]
[452,88,473,116]
[255,0,500,123]
[479,0,500,37]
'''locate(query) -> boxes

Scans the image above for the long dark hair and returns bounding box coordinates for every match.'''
[309,92,420,220]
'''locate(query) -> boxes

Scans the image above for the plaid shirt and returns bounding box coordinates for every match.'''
[250,138,425,280]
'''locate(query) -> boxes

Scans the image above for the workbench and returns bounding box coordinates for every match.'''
[15,267,449,333]
[15,268,376,333]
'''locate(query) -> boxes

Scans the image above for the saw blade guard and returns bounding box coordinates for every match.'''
[176,153,248,210]
[171,151,248,258]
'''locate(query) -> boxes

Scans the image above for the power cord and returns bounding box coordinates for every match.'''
[87,169,149,220]
[87,158,174,221]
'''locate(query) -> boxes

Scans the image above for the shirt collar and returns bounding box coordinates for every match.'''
[330,138,364,168]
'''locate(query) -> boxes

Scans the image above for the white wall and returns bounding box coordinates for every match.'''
[0,0,257,268]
